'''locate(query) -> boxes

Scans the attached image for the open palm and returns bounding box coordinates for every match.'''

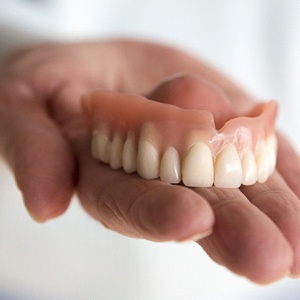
[1,40,300,283]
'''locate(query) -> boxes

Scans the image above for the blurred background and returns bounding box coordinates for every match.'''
[1,0,300,299]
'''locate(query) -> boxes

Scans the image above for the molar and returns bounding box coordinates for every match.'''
[182,141,214,187]
[214,145,243,188]
[160,147,181,184]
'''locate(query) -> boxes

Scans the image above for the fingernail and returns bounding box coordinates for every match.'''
[26,209,47,223]
[288,272,300,279]
[178,228,213,242]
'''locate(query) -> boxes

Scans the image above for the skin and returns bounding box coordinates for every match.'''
[1,40,300,284]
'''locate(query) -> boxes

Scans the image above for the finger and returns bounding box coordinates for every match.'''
[276,132,300,200]
[114,40,256,113]
[196,187,292,284]
[69,127,214,242]
[0,81,74,221]
[240,171,300,277]
[147,73,236,128]
[49,82,89,126]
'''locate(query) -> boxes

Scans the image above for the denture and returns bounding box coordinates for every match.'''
[82,87,278,188]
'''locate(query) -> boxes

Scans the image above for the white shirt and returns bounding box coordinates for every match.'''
[1,1,300,299]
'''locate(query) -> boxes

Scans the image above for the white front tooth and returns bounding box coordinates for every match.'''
[122,132,137,173]
[214,145,242,188]
[91,130,100,159]
[160,147,181,184]
[255,141,270,183]
[109,133,124,169]
[241,151,257,185]
[182,142,214,187]
[137,140,159,179]
[95,131,111,164]
[267,134,277,175]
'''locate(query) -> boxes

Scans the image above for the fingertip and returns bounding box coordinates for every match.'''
[289,250,300,279]
[9,122,75,223]
[288,272,300,280]
[243,244,292,285]
[134,185,215,242]
[22,188,73,222]
[198,197,293,284]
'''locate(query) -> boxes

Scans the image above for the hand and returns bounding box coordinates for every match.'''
[1,40,300,284]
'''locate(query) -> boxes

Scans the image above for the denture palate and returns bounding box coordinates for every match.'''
[82,90,278,188]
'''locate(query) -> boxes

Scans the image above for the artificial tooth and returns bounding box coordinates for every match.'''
[255,141,269,183]
[214,145,243,188]
[182,142,214,187]
[267,134,277,175]
[122,132,137,173]
[91,130,100,159]
[137,140,160,179]
[95,131,111,164]
[241,151,257,185]
[160,147,181,184]
[109,132,124,169]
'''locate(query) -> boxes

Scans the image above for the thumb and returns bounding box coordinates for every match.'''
[0,81,74,221]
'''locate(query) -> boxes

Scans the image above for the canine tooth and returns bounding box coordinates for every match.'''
[160,147,181,184]
[122,132,137,173]
[267,134,277,175]
[137,140,159,179]
[241,151,257,185]
[182,142,214,187]
[255,141,269,183]
[214,145,242,188]
[95,131,111,164]
[109,133,124,169]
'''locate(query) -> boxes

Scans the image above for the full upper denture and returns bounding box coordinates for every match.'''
[82,83,277,189]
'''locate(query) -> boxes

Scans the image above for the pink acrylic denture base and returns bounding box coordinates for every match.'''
[82,89,277,159]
